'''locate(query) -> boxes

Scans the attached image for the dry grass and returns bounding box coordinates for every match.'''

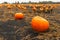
[0,4,60,40]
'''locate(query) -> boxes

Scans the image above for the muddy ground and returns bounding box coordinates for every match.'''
[0,4,60,40]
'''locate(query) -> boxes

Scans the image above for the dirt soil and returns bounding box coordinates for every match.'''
[0,4,60,40]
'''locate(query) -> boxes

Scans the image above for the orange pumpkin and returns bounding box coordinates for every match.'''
[14,13,24,20]
[0,4,2,7]
[31,16,49,32]
[32,6,36,11]
[40,7,44,11]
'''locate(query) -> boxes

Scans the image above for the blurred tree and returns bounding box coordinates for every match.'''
[29,1,32,4]
[3,2,8,4]
[15,1,20,4]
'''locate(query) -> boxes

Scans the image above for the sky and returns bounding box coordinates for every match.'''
[0,0,60,3]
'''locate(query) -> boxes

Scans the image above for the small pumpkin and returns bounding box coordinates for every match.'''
[14,13,24,20]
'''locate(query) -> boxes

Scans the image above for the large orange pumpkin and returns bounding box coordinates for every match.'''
[14,13,24,20]
[31,16,49,32]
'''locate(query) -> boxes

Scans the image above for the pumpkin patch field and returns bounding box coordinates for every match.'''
[0,4,60,40]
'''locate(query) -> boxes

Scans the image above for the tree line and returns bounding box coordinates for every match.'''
[1,1,60,4]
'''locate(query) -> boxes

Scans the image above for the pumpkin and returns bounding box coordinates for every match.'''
[31,16,49,32]
[14,13,24,20]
